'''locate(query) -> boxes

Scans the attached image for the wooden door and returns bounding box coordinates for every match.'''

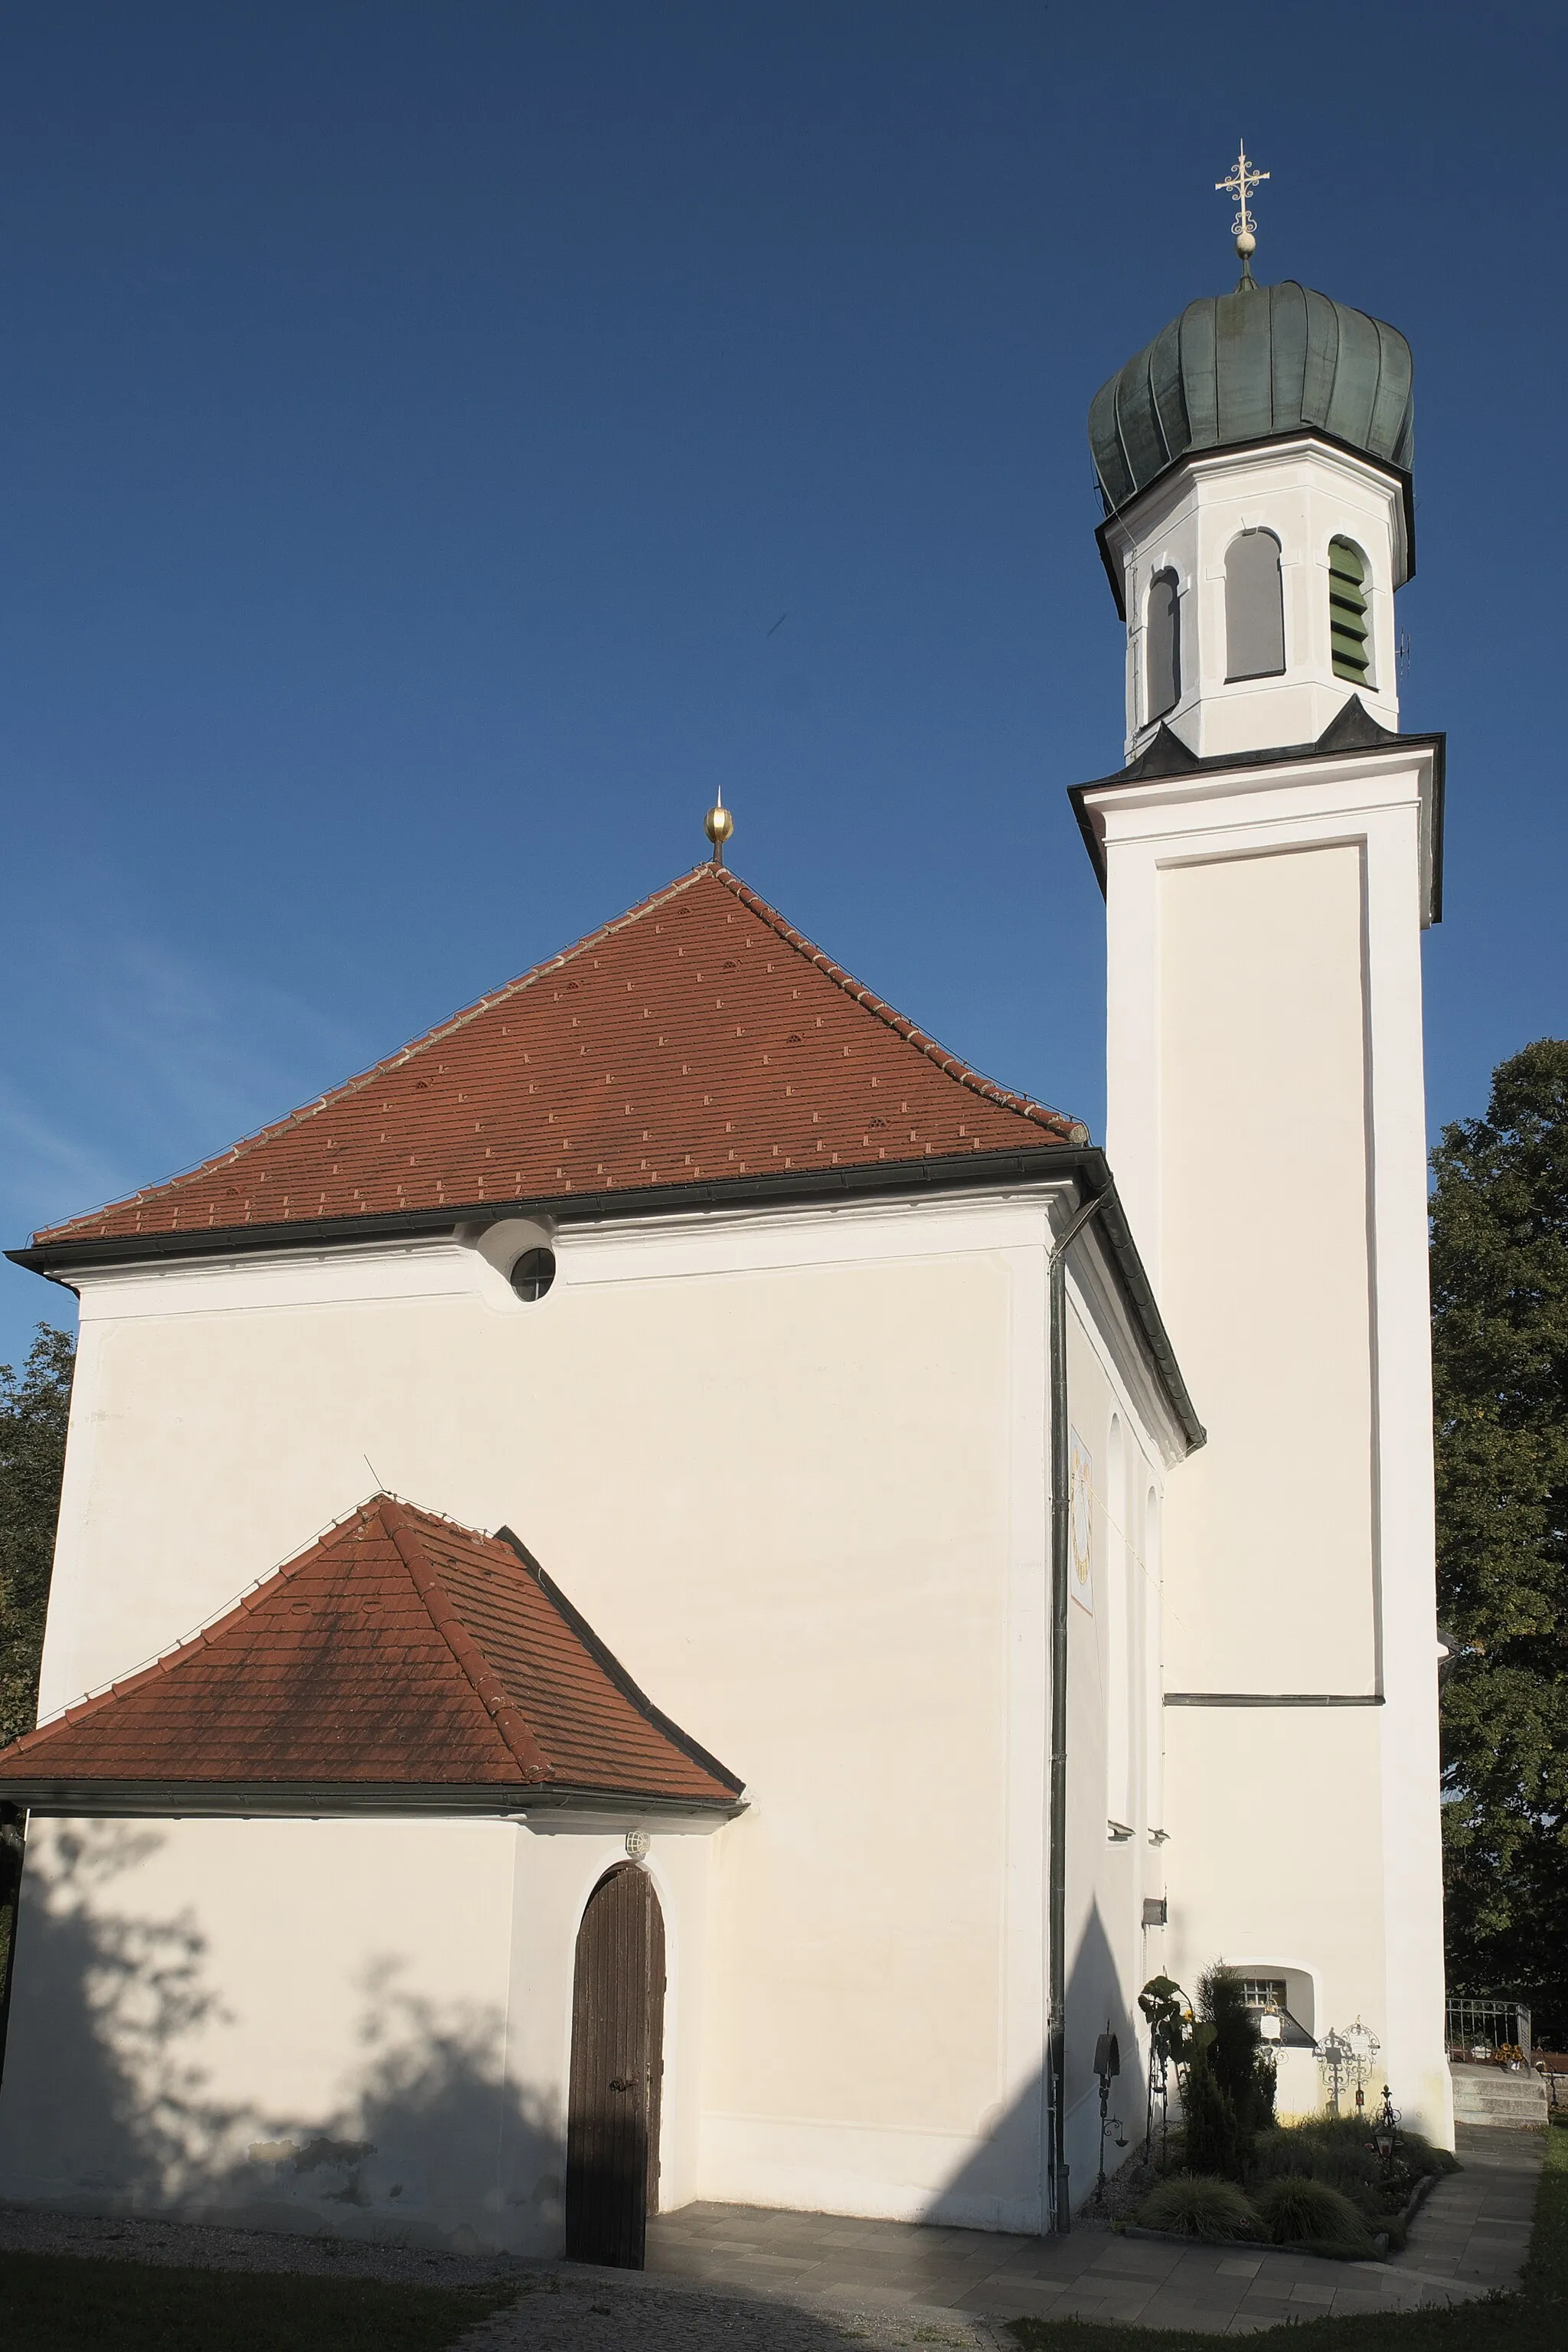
[565,1864,665,2267]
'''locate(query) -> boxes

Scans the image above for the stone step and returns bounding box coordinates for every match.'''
[1449,2064,1548,2125]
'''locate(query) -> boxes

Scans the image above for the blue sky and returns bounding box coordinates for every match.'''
[2,0,1564,1367]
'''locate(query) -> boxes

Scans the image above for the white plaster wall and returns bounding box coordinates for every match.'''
[0,1817,523,2243]
[1107,439,1406,760]
[1162,1708,1389,2084]
[0,1815,710,2252]
[11,1188,1181,2233]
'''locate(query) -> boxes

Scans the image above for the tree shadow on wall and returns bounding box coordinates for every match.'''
[0,1822,246,2207]
[0,1823,562,2253]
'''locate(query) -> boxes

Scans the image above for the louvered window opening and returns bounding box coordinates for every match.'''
[1328,538,1372,684]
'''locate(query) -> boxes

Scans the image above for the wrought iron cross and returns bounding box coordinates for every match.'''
[1216,141,1269,240]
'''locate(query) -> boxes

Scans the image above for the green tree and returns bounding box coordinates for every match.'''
[0,1322,75,1750]
[0,1321,74,2015]
[1430,1040,1568,2041]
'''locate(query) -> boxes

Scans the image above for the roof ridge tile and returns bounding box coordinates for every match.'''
[377,1498,547,1781]
[712,867,1083,1140]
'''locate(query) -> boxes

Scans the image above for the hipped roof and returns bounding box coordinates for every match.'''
[31,863,1083,1252]
[0,1497,743,1818]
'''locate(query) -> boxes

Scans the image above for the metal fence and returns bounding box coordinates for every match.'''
[1446,1997,1532,2063]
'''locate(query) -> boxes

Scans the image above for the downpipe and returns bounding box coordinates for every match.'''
[1046,1185,1109,2234]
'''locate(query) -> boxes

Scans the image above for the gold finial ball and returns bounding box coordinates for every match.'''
[1234,229,1256,258]
[704,802,735,847]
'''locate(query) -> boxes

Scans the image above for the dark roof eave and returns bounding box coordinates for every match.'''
[0,1776,748,1824]
[10,1143,1206,1456]
[1093,427,1416,620]
[11,1145,1087,1274]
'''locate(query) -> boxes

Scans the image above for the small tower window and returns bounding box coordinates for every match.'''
[1145,570,1181,724]
[1328,537,1374,686]
[1224,529,1285,681]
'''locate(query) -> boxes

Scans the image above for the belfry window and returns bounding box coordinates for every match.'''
[1328,538,1373,685]
[1145,570,1181,724]
[1224,529,1285,681]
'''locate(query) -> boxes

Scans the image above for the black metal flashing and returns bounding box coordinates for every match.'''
[1068,698,1446,924]
[1164,1692,1384,1707]
[8,1148,1079,1277]
[493,1526,746,1798]
[1093,426,1416,619]
[0,1778,746,1821]
[8,1145,1206,1457]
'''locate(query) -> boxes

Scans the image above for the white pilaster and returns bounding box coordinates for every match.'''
[1079,740,1451,2142]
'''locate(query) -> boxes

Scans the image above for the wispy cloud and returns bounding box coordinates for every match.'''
[0,1080,120,1205]
[0,919,365,1253]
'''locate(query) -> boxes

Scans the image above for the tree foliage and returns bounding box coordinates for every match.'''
[1181,1966,1273,2179]
[1430,1040,1568,2039]
[0,1323,75,1754]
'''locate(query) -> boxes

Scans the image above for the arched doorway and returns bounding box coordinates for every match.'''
[565,1863,666,2267]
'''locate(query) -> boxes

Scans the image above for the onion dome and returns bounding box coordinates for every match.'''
[1089,280,1413,517]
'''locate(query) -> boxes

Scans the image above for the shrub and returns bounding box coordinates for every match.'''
[1181,2049,1240,2179]
[1177,1968,1276,2180]
[1137,2175,1256,2241]
[1200,1967,1276,2144]
[1253,2174,1377,2256]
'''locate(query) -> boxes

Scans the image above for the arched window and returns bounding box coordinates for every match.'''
[1328,537,1374,686]
[1145,570,1181,724]
[1224,529,1285,681]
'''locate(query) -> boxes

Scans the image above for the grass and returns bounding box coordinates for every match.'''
[0,2252,518,2351]
[1006,2112,1568,2350]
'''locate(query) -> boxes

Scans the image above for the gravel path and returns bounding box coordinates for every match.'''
[0,2205,1004,2349]
[0,2201,521,2288]
[466,2273,1007,2350]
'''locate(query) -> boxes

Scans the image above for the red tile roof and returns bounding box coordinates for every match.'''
[34,863,1084,1247]
[0,1497,742,1810]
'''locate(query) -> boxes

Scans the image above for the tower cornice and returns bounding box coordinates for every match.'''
[1069,697,1446,925]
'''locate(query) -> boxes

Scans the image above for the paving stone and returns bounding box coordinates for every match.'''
[1088,2246,1184,2277]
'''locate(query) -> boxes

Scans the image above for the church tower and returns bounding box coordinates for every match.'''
[1073,160,1452,2141]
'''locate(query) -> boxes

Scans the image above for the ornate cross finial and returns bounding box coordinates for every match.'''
[1216,140,1269,286]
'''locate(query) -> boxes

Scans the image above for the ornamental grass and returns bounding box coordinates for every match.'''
[1134,2174,1256,2241]
[1251,2173,1378,2256]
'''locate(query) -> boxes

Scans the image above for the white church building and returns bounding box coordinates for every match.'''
[0,243,1451,2260]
